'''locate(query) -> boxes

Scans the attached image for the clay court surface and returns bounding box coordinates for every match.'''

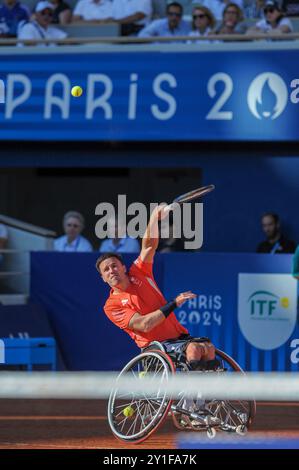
[0,400,298,449]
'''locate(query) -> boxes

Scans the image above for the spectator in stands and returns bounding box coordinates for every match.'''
[99,215,140,253]
[215,2,247,34]
[112,0,152,36]
[282,0,299,17]
[138,2,191,38]
[188,5,216,41]
[72,0,113,23]
[256,212,296,254]
[50,0,72,24]
[247,0,293,35]
[54,211,93,252]
[18,1,67,44]
[0,223,8,265]
[195,0,244,21]
[0,0,29,37]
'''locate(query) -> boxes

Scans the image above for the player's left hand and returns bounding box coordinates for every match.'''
[175,291,197,307]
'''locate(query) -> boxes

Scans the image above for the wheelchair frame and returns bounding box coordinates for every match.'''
[107,342,256,444]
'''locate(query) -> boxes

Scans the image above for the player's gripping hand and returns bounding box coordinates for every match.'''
[175,291,197,307]
[152,203,169,221]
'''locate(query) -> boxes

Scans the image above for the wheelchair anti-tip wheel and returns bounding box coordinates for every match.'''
[107,350,174,444]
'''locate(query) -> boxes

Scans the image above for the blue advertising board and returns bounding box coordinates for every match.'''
[0,48,299,141]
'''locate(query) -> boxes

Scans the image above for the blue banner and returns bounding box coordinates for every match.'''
[1,49,299,141]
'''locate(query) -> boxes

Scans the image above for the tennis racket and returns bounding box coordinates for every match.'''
[164,184,215,213]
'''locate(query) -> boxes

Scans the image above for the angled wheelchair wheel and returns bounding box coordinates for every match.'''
[171,348,256,435]
[204,349,256,433]
[108,350,175,444]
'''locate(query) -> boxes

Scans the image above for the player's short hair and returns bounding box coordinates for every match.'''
[95,252,124,273]
[261,212,280,224]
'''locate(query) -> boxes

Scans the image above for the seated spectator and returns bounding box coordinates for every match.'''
[99,215,140,253]
[138,2,191,39]
[50,0,72,24]
[0,0,29,37]
[112,0,152,36]
[292,245,299,278]
[196,0,244,21]
[72,0,113,23]
[188,5,216,41]
[247,0,293,35]
[18,1,67,45]
[54,211,93,252]
[282,0,299,17]
[0,223,8,265]
[256,212,296,254]
[215,2,247,34]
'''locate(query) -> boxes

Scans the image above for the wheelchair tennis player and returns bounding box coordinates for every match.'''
[96,205,218,373]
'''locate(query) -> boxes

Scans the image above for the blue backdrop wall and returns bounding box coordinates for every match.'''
[30,252,299,372]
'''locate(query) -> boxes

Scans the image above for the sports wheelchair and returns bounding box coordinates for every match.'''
[107,340,256,444]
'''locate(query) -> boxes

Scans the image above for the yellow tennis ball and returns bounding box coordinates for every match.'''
[139,371,147,379]
[280,297,289,308]
[71,86,83,97]
[123,406,135,418]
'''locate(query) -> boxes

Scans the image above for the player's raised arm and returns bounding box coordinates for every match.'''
[140,204,168,263]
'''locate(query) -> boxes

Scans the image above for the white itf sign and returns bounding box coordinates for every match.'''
[238,273,297,350]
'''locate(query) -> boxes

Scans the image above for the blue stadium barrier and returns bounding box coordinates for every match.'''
[0,337,56,371]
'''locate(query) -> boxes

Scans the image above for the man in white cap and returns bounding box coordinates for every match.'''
[18,1,67,44]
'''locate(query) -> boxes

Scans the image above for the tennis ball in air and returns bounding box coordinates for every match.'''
[123,406,135,418]
[138,371,147,379]
[280,297,289,308]
[71,86,83,97]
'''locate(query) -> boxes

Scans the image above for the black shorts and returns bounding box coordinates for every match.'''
[161,334,210,357]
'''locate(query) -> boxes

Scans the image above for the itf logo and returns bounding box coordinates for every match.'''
[0,79,5,104]
[238,273,297,350]
[247,72,288,120]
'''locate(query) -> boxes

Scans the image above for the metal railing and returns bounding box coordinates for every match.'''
[1,32,299,46]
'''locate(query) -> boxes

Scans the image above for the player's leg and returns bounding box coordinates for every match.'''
[186,341,215,361]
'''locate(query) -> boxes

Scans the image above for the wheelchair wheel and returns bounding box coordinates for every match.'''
[108,350,174,443]
[171,348,256,434]
[204,349,256,432]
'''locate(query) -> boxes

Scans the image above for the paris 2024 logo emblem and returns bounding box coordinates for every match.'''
[247,72,288,120]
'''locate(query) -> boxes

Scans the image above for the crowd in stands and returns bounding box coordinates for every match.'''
[0,0,297,43]
[0,211,298,280]
[52,209,296,254]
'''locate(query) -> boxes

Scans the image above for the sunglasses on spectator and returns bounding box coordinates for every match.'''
[66,223,80,228]
[168,12,182,17]
[193,14,207,19]
[264,7,276,13]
